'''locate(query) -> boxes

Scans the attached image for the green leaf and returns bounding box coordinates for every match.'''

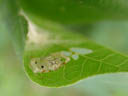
[0,0,28,59]
[24,22,128,87]
[21,0,128,24]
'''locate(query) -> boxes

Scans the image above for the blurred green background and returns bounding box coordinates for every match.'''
[1,21,128,96]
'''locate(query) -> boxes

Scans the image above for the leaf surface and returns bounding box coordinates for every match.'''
[24,23,128,87]
[21,0,128,24]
